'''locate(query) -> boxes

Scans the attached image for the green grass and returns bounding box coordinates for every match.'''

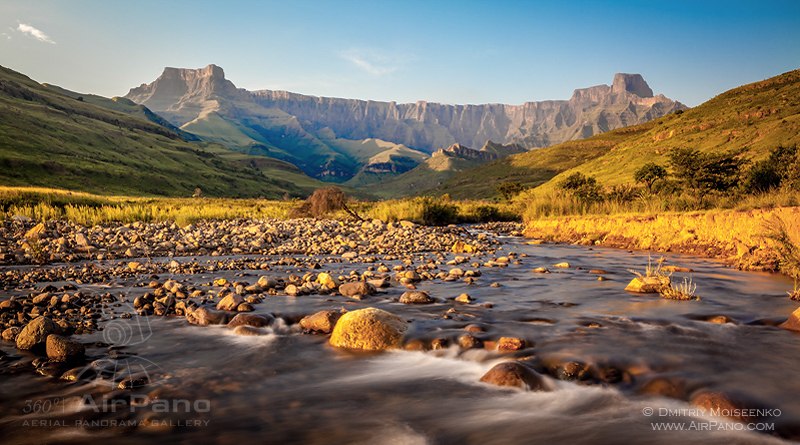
[0,65,323,198]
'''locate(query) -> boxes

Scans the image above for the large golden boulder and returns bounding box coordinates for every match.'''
[329,308,407,351]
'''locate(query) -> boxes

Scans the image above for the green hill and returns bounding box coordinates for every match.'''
[0,65,323,197]
[436,69,800,198]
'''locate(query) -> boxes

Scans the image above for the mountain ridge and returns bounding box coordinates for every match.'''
[125,65,686,180]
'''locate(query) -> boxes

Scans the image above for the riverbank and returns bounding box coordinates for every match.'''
[523,206,800,272]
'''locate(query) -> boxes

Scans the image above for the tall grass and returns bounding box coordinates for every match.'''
[0,186,520,226]
[520,188,800,221]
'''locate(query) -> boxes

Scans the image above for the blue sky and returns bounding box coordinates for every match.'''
[1,0,798,106]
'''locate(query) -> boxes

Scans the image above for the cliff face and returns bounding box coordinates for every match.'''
[249,72,685,151]
[125,65,685,180]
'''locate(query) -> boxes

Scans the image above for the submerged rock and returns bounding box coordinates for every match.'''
[480,362,547,391]
[329,308,407,351]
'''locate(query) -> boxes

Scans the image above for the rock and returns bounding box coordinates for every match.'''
[186,307,230,326]
[233,325,264,336]
[399,220,415,229]
[399,291,435,304]
[690,391,759,423]
[216,294,244,311]
[464,324,485,333]
[338,281,377,299]
[45,334,85,362]
[638,377,687,399]
[341,252,358,260]
[780,307,800,331]
[285,284,300,296]
[480,362,547,391]
[128,261,142,272]
[458,334,482,349]
[329,308,407,351]
[256,276,277,289]
[228,313,272,328]
[624,276,670,293]
[32,293,51,305]
[551,361,591,381]
[497,337,526,351]
[16,316,58,350]
[2,326,20,342]
[237,302,255,312]
[532,267,550,274]
[316,272,340,290]
[455,293,474,303]
[300,310,342,334]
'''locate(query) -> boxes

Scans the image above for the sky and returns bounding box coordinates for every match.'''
[0,0,799,106]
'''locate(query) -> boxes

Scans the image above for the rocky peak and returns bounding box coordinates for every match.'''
[611,73,654,98]
[125,64,242,125]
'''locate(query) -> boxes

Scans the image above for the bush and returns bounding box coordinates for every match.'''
[295,186,362,220]
[420,197,459,226]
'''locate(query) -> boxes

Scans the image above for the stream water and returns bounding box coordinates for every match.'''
[1,235,798,444]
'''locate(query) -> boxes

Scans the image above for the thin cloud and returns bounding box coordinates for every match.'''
[17,23,55,44]
[340,49,399,77]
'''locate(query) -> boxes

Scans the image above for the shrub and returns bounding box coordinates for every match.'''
[299,186,362,220]
[420,197,459,226]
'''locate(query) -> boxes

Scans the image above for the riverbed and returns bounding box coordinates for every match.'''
[1,232,798,444]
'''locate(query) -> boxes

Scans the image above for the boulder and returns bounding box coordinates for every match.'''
[399,291,434,304]
[16,316,58,350]
[299,310,342,334]
[216,294,244,311]
[228,313,272,328]
[338,281,377,299]
[624,276,670,293]
[186,307,230,326]
[480,362,547,391]
[329,308,407,351]
[45,335,85,362]
[780,306,800,331]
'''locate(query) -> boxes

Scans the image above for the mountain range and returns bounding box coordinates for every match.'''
[435,68,800,198]
[125,65,685,184]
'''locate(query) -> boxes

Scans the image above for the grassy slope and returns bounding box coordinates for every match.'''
[0,65,323,198]
[438,69,800,198]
